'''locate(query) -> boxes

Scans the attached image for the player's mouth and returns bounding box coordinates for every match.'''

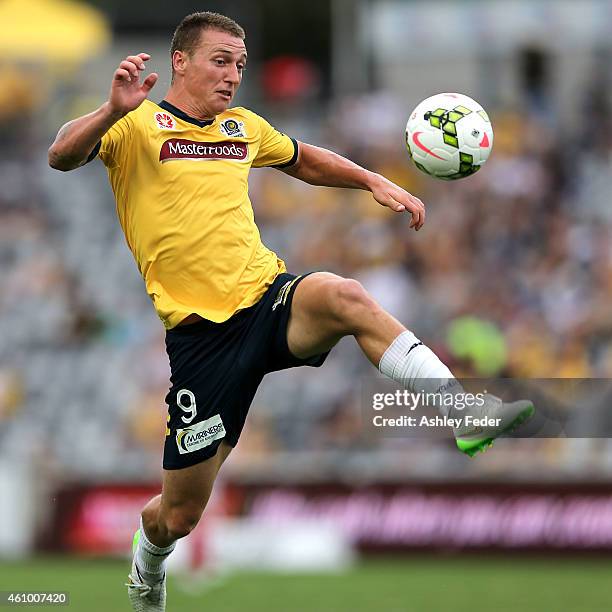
[216,90,232,101]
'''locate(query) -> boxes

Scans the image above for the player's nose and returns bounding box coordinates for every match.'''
[226,64,241,84]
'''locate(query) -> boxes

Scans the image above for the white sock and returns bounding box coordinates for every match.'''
[379,330,463,416]
[134,518,176,584]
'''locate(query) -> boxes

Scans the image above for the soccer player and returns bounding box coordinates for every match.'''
[48,12,533,611]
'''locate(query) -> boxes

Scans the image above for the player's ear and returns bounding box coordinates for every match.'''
[172,50,188,77]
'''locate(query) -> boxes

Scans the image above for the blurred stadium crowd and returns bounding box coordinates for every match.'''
[2,37,612,485]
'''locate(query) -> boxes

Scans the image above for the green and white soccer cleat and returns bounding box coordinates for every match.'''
[454,394,535,457]
[126,529,166,612]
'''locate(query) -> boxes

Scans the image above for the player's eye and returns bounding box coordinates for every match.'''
[214,58,225,66]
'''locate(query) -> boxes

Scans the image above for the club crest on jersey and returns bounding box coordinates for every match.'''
[219,119,246,138]
[155,112,176,130]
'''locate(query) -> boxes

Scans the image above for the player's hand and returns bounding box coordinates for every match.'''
[108,53,158,116]
[369,174,425,230]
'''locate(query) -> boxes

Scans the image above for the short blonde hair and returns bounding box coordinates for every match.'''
[170,11,245,73]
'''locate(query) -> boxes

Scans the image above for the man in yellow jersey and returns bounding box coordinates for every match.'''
[49,12,534,611]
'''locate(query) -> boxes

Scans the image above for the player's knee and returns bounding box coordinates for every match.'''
[330,278,378,327]
[162,505,202,540]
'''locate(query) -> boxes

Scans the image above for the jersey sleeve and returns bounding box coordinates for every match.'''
[251,114,298,168]
[96,113,135,169]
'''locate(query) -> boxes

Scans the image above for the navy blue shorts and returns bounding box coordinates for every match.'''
[162,272,329,470]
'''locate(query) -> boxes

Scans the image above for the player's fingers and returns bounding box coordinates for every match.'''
[386,193,411,217]
[404,194,425,229]
[402,192,423,210]
[136,53,151,62]
[114,68,132,82]
[384,183,425,228]
[125,54,147,70]
[412,199,425,229]
[402,199,422,230]
[411,195,425,211]
[119,60,140,79]
[141,73,158,93]
[409,209,419,229]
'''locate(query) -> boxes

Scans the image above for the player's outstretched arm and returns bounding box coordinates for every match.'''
[48,53,158,171]
[282,142,425,230]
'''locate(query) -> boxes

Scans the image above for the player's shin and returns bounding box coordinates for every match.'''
[378,329,463,416]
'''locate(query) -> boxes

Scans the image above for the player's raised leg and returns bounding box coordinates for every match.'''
[127,441,233,611]
[287,272,404,364]
[288,272,534,455]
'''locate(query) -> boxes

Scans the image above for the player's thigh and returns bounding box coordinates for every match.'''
[159,440,233,519]
[287,271,353,359]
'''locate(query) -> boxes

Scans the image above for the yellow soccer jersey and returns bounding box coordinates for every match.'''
[91,99,298,328]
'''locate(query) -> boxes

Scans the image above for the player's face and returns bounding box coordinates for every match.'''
[182,29,247,116]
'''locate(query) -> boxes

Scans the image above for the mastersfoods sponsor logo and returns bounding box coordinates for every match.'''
[160,139,248,162]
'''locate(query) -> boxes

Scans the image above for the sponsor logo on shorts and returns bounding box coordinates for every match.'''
[176,414,226,454]
[159,139,248,163]
[219,118,247,138]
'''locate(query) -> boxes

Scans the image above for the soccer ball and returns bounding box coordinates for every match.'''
[405,93,493,180]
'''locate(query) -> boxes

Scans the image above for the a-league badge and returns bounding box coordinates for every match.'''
[220,119,246,138]
[155,112,175,130]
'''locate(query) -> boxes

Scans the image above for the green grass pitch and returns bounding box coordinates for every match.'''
[1,556,611,611]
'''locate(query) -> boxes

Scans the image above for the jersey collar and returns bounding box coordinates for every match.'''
[158,100,215,128]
